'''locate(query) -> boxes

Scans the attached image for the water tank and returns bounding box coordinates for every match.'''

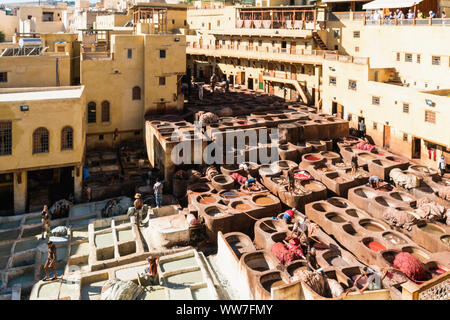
[18,38,42,47]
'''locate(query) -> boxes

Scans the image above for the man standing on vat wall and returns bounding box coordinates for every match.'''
[43,241,58,281]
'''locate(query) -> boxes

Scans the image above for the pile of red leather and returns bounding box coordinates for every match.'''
[393,252,428,282]
[355,141,375,151]
[230,172,248,185]
[271,237,304,265]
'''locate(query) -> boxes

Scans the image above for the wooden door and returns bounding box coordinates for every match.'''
[337,103,343,119]
[268,82,274,94]
[384,125,391,149]
[236,72,241,85]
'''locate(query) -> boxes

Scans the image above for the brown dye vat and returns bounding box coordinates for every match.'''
[328,198,348,208]
[301,180,323,192]
[381,251,398,265]
[441,235,450,246]
[343,224,360,236]
[383,232,407,245]
[359,153,377,159]
[312,202,333,212]
[389,192,414,203]
[360,220,385,232]
[235,203,251,211]
[418,223,444,235]
[205,207,225,217]
[345,209,363,218]
[325,254,347,267]
[260,220,277,234]
[262,279,285,292]
[333,176,348,183]
[254,196,274,205]
[287,261,307,276]
[325,212,346,223]
[199,196,216,204]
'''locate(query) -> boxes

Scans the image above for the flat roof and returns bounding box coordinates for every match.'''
[0,86,84,102]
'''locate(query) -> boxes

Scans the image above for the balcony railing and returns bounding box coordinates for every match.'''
[328,11,450,26]
[186,42,369,65]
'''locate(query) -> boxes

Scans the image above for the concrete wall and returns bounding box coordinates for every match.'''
[0,11,19,42]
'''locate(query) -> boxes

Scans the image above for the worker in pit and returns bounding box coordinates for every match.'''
[41,205,51,240]
[43,241,58,281]
[134,193,144,226]
[244,177,257,191]
[368,175,381,189]
[306,247,319,271]
[144,256,160,286]
[287,167,296,192]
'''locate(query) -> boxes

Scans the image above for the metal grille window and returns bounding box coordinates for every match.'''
[403,133,408,141]
[372,96,380,105]
[0,72,7,82]
[373,122,377,130]
[127,49,132,59]
[405,53,412,62]
[353,31,360,38]
[417,54,421,64]
[160,50,166,58]
[348,80,357,91]
[0,121,12,156]
[101,101,110,122]
[33,127,49,154]
[87,102,96,123]
[396,52,400,61]
[403,103,409,113]
[329,76,336,86]
[425,110,436,123]
[132,86,141,100]
[159,77,166,86]
[432,56,441,66]
[61,126,73,150]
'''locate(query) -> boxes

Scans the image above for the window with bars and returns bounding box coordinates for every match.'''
[432,56,441,65]
[353,31,360,38]
[132,86,141,100]
[160,50,166,58]
[425,110,436,123]
[403,103,409,113]
[417,54,421,64]
[405,53,412,62]
[373,122,377,130]
[0,72,7,82]
[396,52,400,61]
[403,133,408,141]
[348,80,357,91]
[0,121,12,156]
[87,102,96,123]
[61,126,73,150]
[101,101,110,122]
[159,77,166,86]
[372,96,380,105]
[127,49,132,59]
[33,127,49,154]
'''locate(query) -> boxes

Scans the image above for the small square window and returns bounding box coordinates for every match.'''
[99,134,104,140]
[405,53,412,62]
[425,110,436,123]
[159,77,166,86]
[258,40,262,46]
[160,50,166,58]
[184,20,187,26]
[333,30,340,38]
[432,56,441,65]
[403,133,408,141]
[353,31,360,38]
[396,52,400,61]
[329,76,336,86]
[403,103,409,113]
[334,45,338,50]
[127,49,132,59]
[348,80,357,91]
[417,54,421,64]
[373,122,377,130]
[172,19,175,24]
[372,96,380,105]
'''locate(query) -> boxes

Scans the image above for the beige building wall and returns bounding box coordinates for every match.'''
[0,11,19,42]
[0,54,71,88]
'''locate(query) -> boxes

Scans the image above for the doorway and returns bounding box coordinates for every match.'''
[248,78,254,90]
[267,81,274,94]
[0,173,14,216]
[412,137,421,159]
[383,125,391,149]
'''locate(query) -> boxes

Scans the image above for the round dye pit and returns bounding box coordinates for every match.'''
[365,240,386,252]
[383,232,407,245]
[305,155,320,161]
[327,198,349,208]
[441,235,450,246]
[205,207,226,217]
[301,180,324,192]
[198,196,217,204]
[261,278,285,292]
[233,203,251,211]
[360,220,385,232]
[253,196,275,206]
[401,247,430,263]
[325,212,346,223]
[418,223,445,235]
[220,190,239,198]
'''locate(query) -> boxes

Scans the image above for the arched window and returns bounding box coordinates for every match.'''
[132,86,141,100]
[101,101,110,122]
[33,127,49,154]
[87,102,96,123]
[61,126,73,150]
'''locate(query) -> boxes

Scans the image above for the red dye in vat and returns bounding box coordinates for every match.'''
[378,188,390,192]
[367,241,386,252]
[306,156,320,161]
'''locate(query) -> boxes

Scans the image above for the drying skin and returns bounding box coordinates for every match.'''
[383,207,418,231]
